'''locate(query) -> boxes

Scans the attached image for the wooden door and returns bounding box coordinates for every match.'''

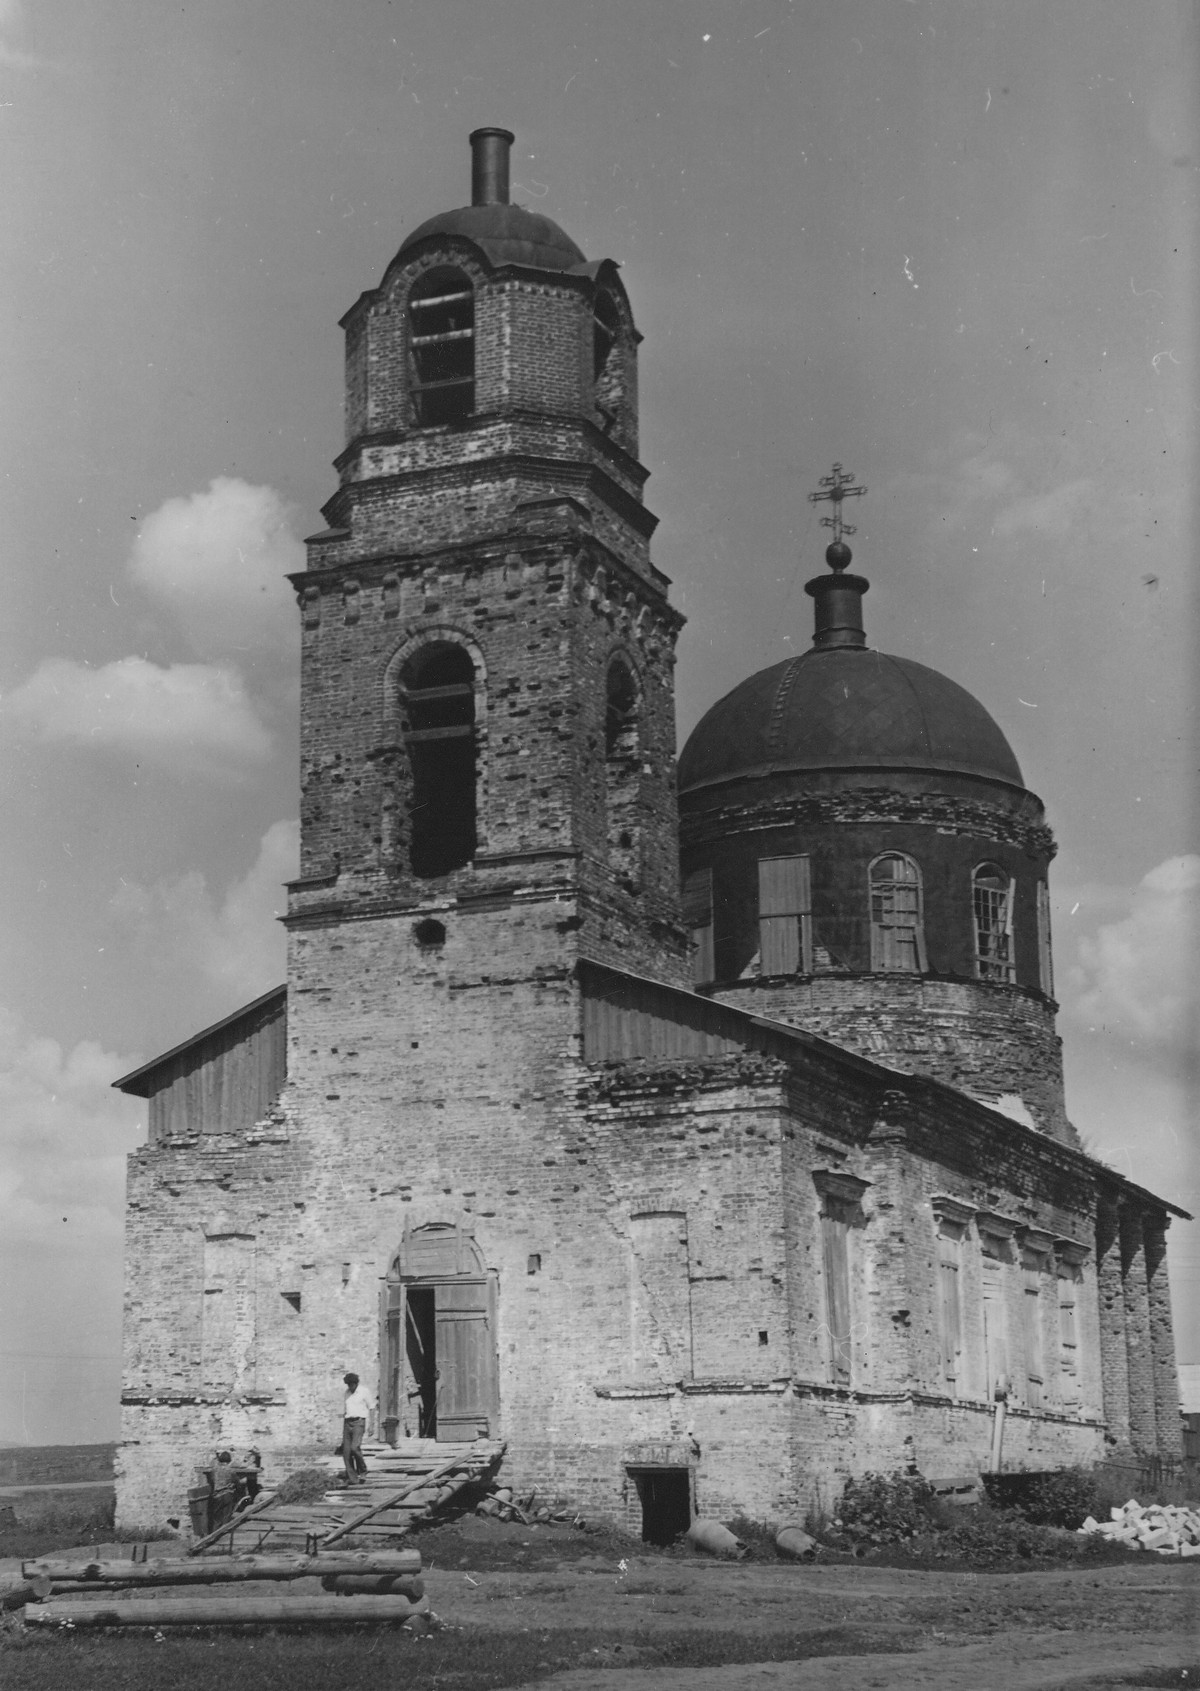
[433,1279,496,1441]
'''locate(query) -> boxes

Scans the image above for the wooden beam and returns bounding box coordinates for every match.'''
[23,1549,421,1584]
[186,1490,279,1555]
[319,1455,464,1547]
[25,1593,425,1627]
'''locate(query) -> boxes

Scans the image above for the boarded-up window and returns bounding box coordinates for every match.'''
[1022,1252,1046,1410]
[202,1232,256,1394]
[820,1200,854,1385]
[630,1212,692,1379]
[980,1235,1009,1401]
[869,854,926,973]
[1057,1259,1082,1403]
[974,864,1016,982]
[758,855,813,976]
[1037,880,1055,998]
[682,868,715,986]
[937,1221,965,1395]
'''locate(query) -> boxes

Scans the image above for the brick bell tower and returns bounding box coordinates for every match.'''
[285,126,687,1120]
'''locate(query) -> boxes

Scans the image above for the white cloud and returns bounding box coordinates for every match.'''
[1,655,272,768]
[1065,854,1200,1053]
[130,477,303,661]
[109,819,298,1009]
[0,1008,144,1250]
[0,0,38,69]
[993,477,1094,539]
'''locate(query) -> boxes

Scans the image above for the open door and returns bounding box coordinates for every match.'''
[434,1279,495,1442]
[380,1223,498,1443]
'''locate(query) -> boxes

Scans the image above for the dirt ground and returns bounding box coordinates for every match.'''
[410,1515,1199,1691]
[4,1514,1197,1690]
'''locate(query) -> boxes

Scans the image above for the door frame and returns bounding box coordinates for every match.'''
[380,1222,499,1444]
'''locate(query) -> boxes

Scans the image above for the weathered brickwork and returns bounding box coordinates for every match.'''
[718,974,1072,1145]
[116,136,1184,1531]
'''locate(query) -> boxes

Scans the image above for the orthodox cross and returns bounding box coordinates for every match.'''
[807,463,867,544]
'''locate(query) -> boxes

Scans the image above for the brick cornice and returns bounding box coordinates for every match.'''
[681,787,1056,859]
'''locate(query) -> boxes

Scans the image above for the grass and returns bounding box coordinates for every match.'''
[0,1622,912,1691]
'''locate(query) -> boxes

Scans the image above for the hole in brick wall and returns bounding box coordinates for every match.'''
[527,1254,542,1275]
[281,1292,301,1313]
[413,918,447,948]
[633,1468,691,1546]
[758,1330,769,1346]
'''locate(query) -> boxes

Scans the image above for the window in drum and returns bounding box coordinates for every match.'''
[758,855,813,976]
[1037,880,1055,998]
[869,853,926,972]
[409,268,475,426]
[682,867,714,987]
[401,642,477,877]
[974,864,1016,982]
[605,657,641,891]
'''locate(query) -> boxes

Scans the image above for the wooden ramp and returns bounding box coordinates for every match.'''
[200,1440,504,1555]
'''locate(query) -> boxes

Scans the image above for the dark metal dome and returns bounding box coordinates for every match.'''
[398,203,586,272]
[678,647,1025,793]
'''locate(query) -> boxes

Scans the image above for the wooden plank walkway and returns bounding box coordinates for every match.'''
[201,1439,504,1555]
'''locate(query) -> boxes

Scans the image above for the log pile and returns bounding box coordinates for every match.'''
[1077,1498,1200,1556]
[19,1547,430,1629]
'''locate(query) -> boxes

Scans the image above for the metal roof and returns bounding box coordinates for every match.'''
[678,646,1025,794]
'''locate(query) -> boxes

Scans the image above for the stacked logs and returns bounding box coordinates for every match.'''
[19,1547,430,1629]
[1077,1499,1200,1556]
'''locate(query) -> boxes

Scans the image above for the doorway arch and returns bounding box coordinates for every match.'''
[380,1222,499,1444]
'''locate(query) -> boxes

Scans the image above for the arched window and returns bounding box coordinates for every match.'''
[593,289,622,430]
[869,853,926,972]
[409,267,475,426]
[401,642,476,877]
[605,656,640,889]
[973,863,1015,981]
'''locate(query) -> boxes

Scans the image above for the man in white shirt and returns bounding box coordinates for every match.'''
[341,1371,373,1485]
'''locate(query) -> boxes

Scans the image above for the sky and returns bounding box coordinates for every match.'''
[0,0,1196,1446]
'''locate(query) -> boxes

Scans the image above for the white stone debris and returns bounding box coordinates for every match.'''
[1076,1498,1200,1556]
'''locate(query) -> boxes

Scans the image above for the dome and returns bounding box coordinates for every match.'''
[398,203,587,273]
[678,647,1025,793]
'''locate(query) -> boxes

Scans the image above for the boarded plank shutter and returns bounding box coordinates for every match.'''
[821,1210,852,1384]
[759,855,812,976]
[434,1279,493,1442]
[682,868,715,986]
[1023,1260,1044,1410]
[937,1234,962,1392]
[981,1251,1006,1400]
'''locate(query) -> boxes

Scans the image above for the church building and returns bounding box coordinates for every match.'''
[114,129,1184,1535]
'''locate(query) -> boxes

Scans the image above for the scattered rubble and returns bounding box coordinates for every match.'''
[1077,1499,1200,1557]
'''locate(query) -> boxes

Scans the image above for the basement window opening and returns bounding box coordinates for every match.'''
[632,1467,691,1546]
